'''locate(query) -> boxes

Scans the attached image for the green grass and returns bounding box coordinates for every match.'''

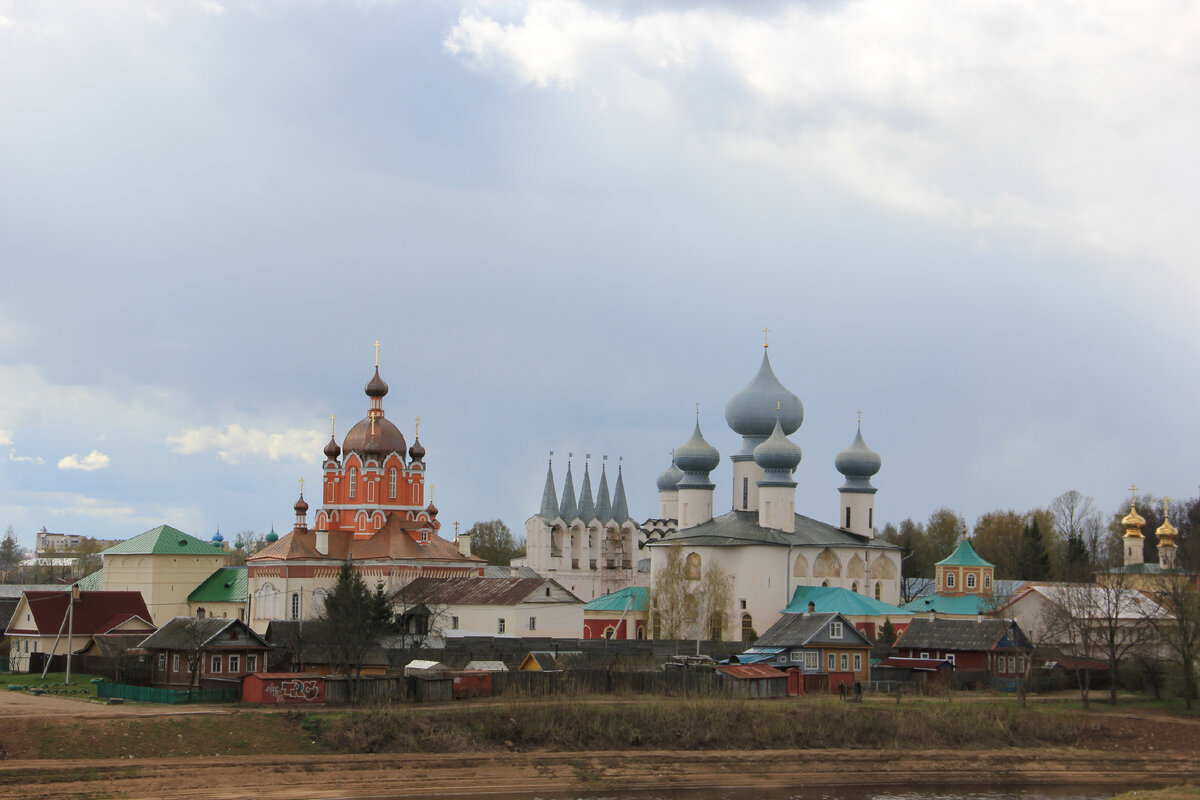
[4,671,103,698]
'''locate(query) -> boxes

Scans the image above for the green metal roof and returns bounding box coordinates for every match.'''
[102,524,222,556]
[188,566,248,603]
[583,586,648,613]
[935,539,992,568]
[900,593,999,616]
[783,585,906,617]
[75,569,104,591]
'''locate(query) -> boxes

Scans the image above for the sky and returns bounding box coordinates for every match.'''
[1,0,1197,551]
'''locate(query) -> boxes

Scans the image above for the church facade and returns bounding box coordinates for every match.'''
[246,357,484,632]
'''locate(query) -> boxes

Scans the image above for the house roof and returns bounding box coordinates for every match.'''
[188,567,248,603]
[648,510,901,551]
[895,618,1030,652]
[483,565,541,579]
[91,633,149,658]
[138,616,270,651]
[102,525,224,556]
[783,585,906,617]
[464,660,508,671]
[876,657,953,671]
[998,583,1170,621]
[936,539,993,568]
[397,577,581,607]
[249,516,484,564]
[583,586,648,613]
[0,584,62,599]
[754,611,873,649]
[717,663,786,680]
[901,593,999,616]
[75,570,104,591]
[7,591,152,636]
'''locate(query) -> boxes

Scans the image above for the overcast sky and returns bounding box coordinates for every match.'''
[1,0,1197,550]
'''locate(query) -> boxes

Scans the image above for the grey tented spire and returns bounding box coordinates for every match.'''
[595,460,613,523]
[539,456,559,520]
[578,459,597,523]
[612,462,630,523]
[559,459,579,521]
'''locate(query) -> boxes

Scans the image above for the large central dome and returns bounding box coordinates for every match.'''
[343,415,407,460]
[724,350,803,443]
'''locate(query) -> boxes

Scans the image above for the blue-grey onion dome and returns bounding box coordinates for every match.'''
[753,419,803,472]
[835,425,881,478]
[211,529,224,543]
[324,435,341,460]
[724,351,803,437]
[656,462,684,491]
[673,422,720,473]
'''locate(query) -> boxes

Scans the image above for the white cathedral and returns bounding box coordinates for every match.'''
[522,342,903,638]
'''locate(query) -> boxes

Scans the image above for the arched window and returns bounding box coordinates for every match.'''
[821,580,829,587]
[967,573,977,589]
[255,583,277,619]
[741,613,754,643]
[792,554,808,578]
[851,582,859,593]
[685,552,702,581]
[196,607,206,618]
[636,625,645,640]
[874,582,882,601]
[389,468,397,499]
[291,593,301,620]
[604,626,616,640]
[946,572,956,589]
[348,468,357,499]
[984,574,992,589]
[845,507,851,528]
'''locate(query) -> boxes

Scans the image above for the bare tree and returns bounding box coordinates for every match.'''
[1041,585,1102,709]
[696,562,734,641]
[1091,572,1161,705]
[649,544,690,640]
[1152,572,1200,709]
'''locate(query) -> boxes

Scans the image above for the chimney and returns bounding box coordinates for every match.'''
[315,530,329,556]
[807,601,815,614]
[930,609,937,622]
[510,565,519,578]
[458,531,472,558]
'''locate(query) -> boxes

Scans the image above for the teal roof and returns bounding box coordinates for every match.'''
[75,569,104,591]
[188,566,248,603]
[784,585,906,617]
[102,525,218,556]
[936,539,993,568]
[583,586,648,613]
[901,593,999,616]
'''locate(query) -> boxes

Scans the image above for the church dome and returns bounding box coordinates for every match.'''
[426,500,438,518]
[365,367,389,399]
[265,527,279,543]
[674,422,720,475]
[409,438,426,462]
[1122,504,1145,531]
[835,424,882,479]
[294,495,309,513]
[323,435,341,461]
[211,528,224,544]
[1156,516,1178,540]
[753,419,802,472]
[725,351,803,439]
[656,460,684,492]
[364,436,382,460]
[343,415,407,460]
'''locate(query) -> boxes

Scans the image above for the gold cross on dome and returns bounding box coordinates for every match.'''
[373,340,381,366]
[1164,495,1172,515]
[330,413,336,436]
[414,415,420,437]
[1129,484,1138,505]
[455,521,460,536]
[299,477,304,494]
[763,327,770,348]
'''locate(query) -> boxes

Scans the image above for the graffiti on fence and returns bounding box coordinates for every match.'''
[265,679,322,702]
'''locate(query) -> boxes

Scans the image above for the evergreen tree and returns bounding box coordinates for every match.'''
[0,526,20,581]
[1018,517,1052,580]
[1062,532,1090,582]
[314,561,396,703]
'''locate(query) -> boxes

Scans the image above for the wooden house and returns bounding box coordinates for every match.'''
[5,590,154,672]
[139,616,271,689]
[747,611,872,691]
[716,663,789,699]
[894,617,1031,679]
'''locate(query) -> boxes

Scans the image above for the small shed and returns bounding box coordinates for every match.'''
[447,670,493,699]
[518,650,583,672]
[403,659,448,678]
[242,673,326,705]
[464,660,508,672]
[716,663,788,699]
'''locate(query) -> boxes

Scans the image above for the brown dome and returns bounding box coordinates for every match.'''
[365,367,389,399]
[426,500,438,518]
[294,494,309,513]
[343,415,407,460]
[323,435,341,461]
[408,438,426,462]
[364,436,381,460]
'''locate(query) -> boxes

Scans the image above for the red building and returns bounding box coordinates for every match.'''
[894,617,1031,678]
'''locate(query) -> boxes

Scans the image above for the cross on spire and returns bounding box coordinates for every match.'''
[1129,484,1138,505]
[414,415,420,437]
[373,340,381,366]
[299,477,304,494]
[763,327,770,348]
[695,402,700,418]
[330,413,336,436]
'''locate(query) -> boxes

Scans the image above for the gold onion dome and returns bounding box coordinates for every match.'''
[1122,503,1145,533]
[1157,517,1178,540]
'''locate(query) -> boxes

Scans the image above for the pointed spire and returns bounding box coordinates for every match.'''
[612,459,630,523]
[559,455,579,521]
[578,456,597,523]
[595,457,613,523]
[539,453,559,520]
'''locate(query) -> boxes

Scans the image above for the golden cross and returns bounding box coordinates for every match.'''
[777,400,781,412]
[414,415,420,438]
[370,417,376,435]
[330,413,336,436]
[429,483,435,501]
[1129,484,1138,505]
[763,327,770,348]
[373,340,381,366]
[454,521,460,536]
[299,477,304,494]
[1164,495,1172,516]
[695,402,700,418]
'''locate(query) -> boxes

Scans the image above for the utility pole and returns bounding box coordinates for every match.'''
[66,584,78,684]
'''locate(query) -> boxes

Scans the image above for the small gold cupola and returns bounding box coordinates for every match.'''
[1157,496,1178,569]
[1122,485,1145,567]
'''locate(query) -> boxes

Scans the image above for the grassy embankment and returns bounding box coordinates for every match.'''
[3,671,101,698]
[18,697,1091,759]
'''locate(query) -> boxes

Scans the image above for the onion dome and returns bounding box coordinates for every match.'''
[365,366,389,398]
[1122,503,1145,534]
[294,495,309,513]
[343,415,406,459]
[835,422,881,493]
[323,435,341,461]
[364,435,382,460]
[724,351,803,456]
[753,419,803,473]
[674,422,720,488]
[211,528,224,544]
[1157,499,1178,544]
[265,526,279,543]
[409,438,425,462]
[426,500,438,519]
[656,456,684,492]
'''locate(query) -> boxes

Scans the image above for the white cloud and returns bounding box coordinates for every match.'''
[0,430,11,446]
[167,424,324,464]
[8,449,43,465]
[57,450,111,471]
[197,1,225,16]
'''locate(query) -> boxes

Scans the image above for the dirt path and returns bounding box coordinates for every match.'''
[0,689,232,719]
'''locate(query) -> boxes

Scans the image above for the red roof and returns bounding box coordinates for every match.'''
[9,591,151,636]
[717,664,786,680]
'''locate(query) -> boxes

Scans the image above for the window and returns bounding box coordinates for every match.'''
[869,508,873,528]
[827,653,836,671]
[740,598,747,610]
[451,616,459,630]
[742,477,748,509]
[291,593,301,620]
[741,613,754,643]
[498,618,506,634]
[173,654,181,672]
[851,582,858,594]
[247,654,258,673]
[211,655,223,673]
[791,651,804,662]
[829,621,843,638]
[967,573,977,589]
[845,507,851,528]
[158,653,166,671]
[348,468,357,499]
[529,617,537,631]
[197,607,206,618]
[228,655,240,673]
[604,626,616,640]
[984,574,992,589]
[854,653,863,671]
[389,468,397,499]
[1008,656,1016,673]
[946,572,956,589]
[840,653,849,671]
[685,552,702,581]
[946,653,955,666]
[805,651,819,670]
[874,583,882,600]
[920,651,929,659]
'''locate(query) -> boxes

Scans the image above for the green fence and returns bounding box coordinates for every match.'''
[97,682,239,704]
